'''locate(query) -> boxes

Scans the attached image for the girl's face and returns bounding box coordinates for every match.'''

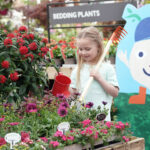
[77,38,99,64]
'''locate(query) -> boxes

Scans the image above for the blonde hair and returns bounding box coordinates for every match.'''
[76,26,104,88]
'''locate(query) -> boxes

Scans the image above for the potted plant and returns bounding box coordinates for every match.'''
[0,26,50,103]
[63,38,77,64]
[103,38,117,64]
[49,42,64,67]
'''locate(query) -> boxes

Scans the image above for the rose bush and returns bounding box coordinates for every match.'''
[0,91,132,150]
[0,26,50,103]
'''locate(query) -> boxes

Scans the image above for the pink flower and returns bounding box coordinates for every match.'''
[115,121,125,130]
[21,131,33,144]
[67,136,74,141]
[26,103,37,113]
[105,121,113,128]
[54,131,63,137]
[122,136,129,142]
[62,135,67,141]
[80,130,85,135]
[57,107,68,117]
[81,119,91,128]
[49,141,59,148]
[85,102,94,108]
[59,102,69,108]
[8,122,20,126]
[93,131,99,140]
[85,128,93,135]
[40,137,48,143]
[100,129,108,134]
[0,137,6,146]
[0,118,4,122]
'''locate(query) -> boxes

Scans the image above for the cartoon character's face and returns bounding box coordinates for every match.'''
[129,39,150,89]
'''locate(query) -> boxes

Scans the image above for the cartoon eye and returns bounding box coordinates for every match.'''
[138,51,143,57]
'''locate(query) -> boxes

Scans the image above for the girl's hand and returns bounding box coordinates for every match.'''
[90,69,102,81]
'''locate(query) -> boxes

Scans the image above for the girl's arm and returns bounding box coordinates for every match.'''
[90,69,119,97]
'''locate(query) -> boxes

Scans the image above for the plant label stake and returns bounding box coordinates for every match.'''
[4,133,21,150]
[57,122,70,134]
[79,26,127,102]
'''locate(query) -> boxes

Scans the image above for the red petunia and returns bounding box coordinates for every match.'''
[0,75,7,84]
[1,60,9,69]
[4,38,12,46]
[19,46,28,55]
[0,137,6,146]
[19,26,27,32]
[29,42,37,51]
[10,72,19,82]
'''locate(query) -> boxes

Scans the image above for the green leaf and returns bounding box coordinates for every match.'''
[0,51,8,57]
[19,85,27,95]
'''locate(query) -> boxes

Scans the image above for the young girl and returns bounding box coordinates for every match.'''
[70,26,119,121]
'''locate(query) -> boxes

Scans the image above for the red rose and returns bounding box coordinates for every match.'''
[19,26,27,32]
[10,72,19,82]
[1,60,9,68]
[29,42,37,51]
[4,38,12,46]
[19,46,28,55]
[0,137,6,146]
[0,75,7,84]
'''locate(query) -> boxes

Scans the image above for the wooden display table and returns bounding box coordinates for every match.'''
[46,64,76,79]
[58,137,145,150]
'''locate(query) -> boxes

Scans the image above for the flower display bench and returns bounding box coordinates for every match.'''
[46,65,76,79]
[59,137,145,150]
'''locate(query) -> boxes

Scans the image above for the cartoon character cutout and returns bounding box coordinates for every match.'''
[118,5,150,104]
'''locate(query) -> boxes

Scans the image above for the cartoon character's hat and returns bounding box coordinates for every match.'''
[135,17,150,42]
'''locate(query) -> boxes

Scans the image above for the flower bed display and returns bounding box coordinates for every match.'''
[0,91,132,150]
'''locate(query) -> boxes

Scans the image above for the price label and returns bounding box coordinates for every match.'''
[57,122,70,134]
[96,113,106,121]
[5,133,21,149]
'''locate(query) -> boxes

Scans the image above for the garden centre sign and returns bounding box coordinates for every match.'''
[48,1,137,25]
